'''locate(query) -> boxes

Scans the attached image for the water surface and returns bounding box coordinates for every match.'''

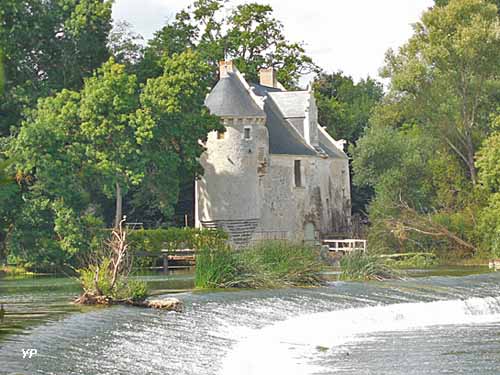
[1,269,500,374]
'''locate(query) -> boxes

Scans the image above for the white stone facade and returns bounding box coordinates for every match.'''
[195,61,351,247]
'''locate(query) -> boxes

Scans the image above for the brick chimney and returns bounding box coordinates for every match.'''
[219,60,234,78]
[259,67,277,88]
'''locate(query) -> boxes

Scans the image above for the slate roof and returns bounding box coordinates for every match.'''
[268,91,309,118]
[205,73,265,118]
[263,96,317,156]
[287,117,305,137]
[250,83,283,97]
[208,72,346,158]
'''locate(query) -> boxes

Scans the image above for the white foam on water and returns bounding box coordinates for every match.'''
[221,296,500,375]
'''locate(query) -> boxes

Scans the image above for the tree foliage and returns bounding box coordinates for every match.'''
[353,0,500,255]
[6,52,220,267]
[138,0,318,88]
[0,0,113,135]
[381,0,500,184]
[314,72,383,144]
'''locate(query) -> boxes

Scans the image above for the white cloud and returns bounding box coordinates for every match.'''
[112,0,435,82]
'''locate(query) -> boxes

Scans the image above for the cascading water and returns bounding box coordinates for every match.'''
[222,296,500,375]
[2,271,500,375]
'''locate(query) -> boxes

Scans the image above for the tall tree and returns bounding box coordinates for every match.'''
[131,50,221,222]
[0,0,113,135]
[313,72,383,145]
[8,90,101,266]
[381,0,500,184]
[79,59,145,227]
[107,20,144,69]
[139,0,318,88]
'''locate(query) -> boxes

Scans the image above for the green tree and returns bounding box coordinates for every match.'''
[132,50,221,222]
[381,0,500,184]
[476,124,500,255]
[476,129,500,193]
[80,59,146,227]
[107,20,144,69]
[0,0,113,135]
[435,0,500,13]
[224,3,317,87]
[7,90,102,268]
[313,72,383,145]
[139,0,318,88]
[350,0,500,254]
[313,72,383,214]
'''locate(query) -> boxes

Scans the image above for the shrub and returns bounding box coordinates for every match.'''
[79,258,149,301]
[340,251,400,281]
[129,228,227,252]
[80,257,114,296]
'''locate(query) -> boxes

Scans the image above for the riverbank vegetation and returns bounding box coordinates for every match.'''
[350,0,500,260]
[195,242,325,289]
[339,252,401,281]
[76,219,149,305]
[0,0,499,271]
[380,253,438,269]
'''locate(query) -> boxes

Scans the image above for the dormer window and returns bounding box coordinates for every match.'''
[244,127,251,140]
[217,131,225,140]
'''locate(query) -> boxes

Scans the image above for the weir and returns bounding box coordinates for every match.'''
[2,272,500,375]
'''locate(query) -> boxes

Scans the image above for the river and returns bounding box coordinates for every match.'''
[1,269,500,374]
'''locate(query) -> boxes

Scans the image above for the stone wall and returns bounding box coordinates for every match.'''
[196,117,269,246]
[257,154,351,242]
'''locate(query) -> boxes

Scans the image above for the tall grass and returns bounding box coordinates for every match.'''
[339,251,400,281]
[194,245,241,288]
[195,241,325,289]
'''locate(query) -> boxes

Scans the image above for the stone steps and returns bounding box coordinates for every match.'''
[201,219,259,248]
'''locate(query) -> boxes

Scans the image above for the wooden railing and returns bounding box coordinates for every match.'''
[135,249,195,273]
[322,239,367,253]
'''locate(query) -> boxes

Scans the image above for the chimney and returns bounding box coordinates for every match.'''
[219,60,234,78]
[259,67,277,88]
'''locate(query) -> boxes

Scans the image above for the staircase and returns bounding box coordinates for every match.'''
[201,219,260,248]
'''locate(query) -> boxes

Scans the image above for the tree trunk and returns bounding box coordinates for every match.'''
[114,181,122,228]
[466,139,477,185]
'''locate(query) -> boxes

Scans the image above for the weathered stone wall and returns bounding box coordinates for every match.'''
[257,154,351,242]
[196,117,269,246]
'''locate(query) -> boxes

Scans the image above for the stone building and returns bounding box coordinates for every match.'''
[195,61,351,247]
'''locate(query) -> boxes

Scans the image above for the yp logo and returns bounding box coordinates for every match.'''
[22,349,37,359]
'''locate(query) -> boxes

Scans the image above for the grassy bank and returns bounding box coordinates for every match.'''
[195,242,325,289]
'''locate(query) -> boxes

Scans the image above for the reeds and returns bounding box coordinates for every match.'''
[195,241,325,289]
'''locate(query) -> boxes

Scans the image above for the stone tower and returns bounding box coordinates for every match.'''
[195,61,269,247]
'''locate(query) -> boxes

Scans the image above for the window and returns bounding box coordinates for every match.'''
[217,131,225,140]
[294,160,302,187]
[244,127,251,140]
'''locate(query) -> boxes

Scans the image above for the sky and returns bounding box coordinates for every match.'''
[112,0,435,83]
